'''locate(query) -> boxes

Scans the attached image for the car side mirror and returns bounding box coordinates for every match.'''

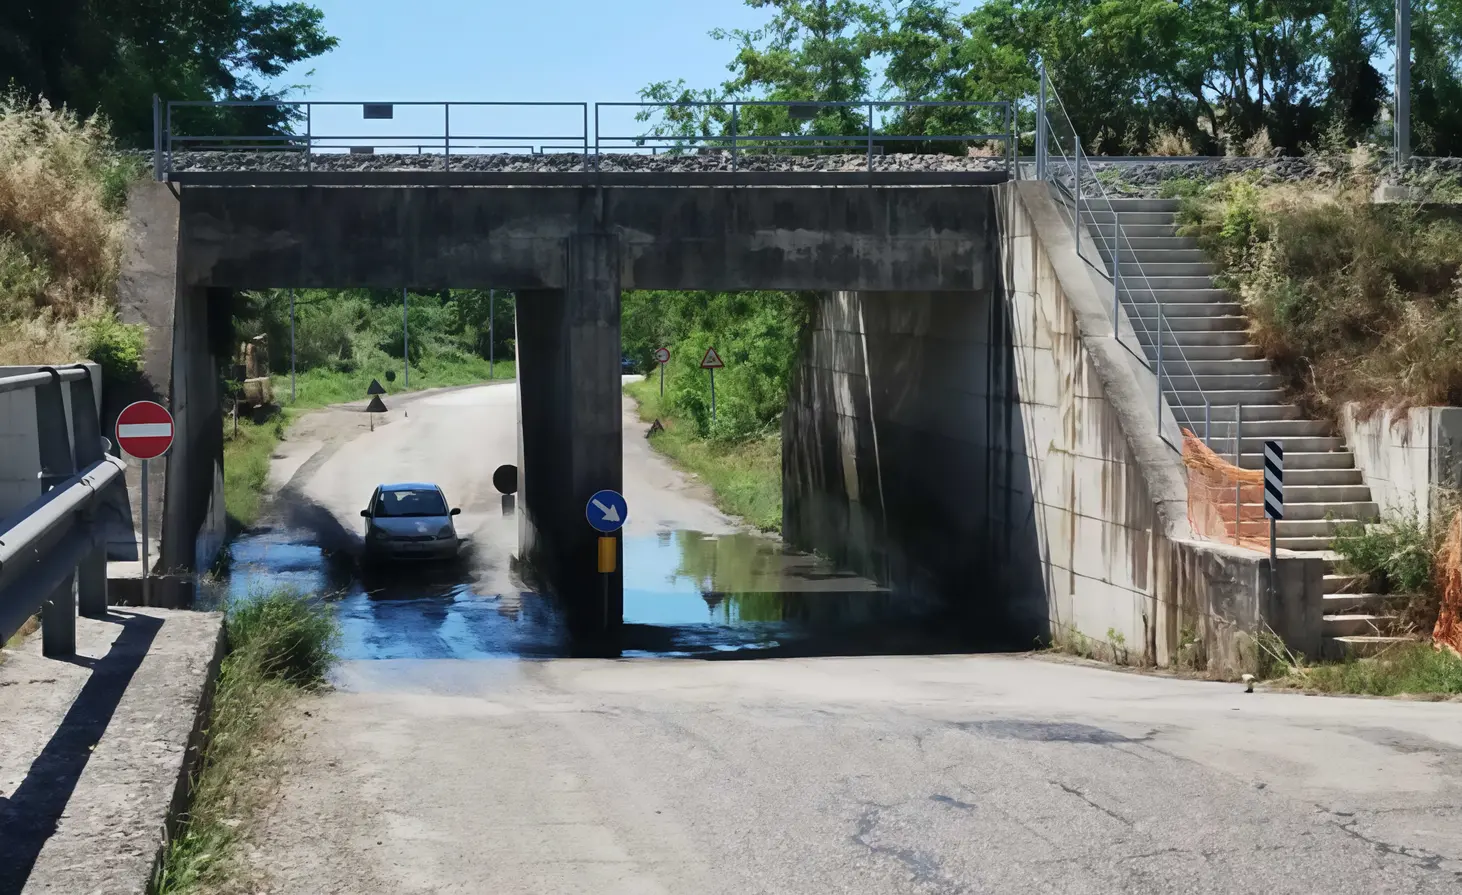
[450,508,461,516]
[360,509,370,518]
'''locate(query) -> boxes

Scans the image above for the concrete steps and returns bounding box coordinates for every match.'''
[1137,331,1253,348]
[1090,195,1384,638]
[1098,247,1208,262]
[1121,288,1237,303]
[1096,234,1200,248]
[1194,418,1335,438]
[1125,300,1243,318]
[1158,375,1286,392]
[1323,635,1422,659]
[1279,501,1380,522]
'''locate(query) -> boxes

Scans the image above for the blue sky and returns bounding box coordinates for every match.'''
[282,0,771,148]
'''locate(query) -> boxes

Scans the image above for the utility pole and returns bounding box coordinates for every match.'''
[489,289,495,379]
[1396,0,1411,166]
[403,287,410,389]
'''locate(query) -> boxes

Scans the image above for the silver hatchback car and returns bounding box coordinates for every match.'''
[361,482,462,562]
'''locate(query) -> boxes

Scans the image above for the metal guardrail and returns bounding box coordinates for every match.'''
[0,366,126,657]
[150,96,1017,180]
[1034,65,1223,455]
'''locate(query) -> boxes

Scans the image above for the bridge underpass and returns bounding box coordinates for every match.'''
[164,176,1053,652]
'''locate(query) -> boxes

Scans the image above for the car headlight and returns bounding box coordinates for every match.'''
[437,526,455,540]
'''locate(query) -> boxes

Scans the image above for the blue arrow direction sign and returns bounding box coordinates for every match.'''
[586,489,628,533]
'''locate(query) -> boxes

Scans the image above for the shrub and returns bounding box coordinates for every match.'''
[78,310,145,384]
[1177,176,1462,412]
[0,93,138,367]
[1331,514,1436,595]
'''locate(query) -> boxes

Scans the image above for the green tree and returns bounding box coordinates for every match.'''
[0,0,337,146]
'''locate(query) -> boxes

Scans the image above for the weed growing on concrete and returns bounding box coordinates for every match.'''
[1331,508,1451,635]
[1175,623,1205,672]
[151,589,338,895]
[1105,628,1129,665]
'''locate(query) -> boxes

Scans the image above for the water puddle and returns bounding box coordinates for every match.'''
[217,526,969,660]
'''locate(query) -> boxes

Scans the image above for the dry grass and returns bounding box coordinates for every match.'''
[0,92,140,365]
[1242,128,1277,158]
[1151,129,1195,156]
[1178,173,1462,415]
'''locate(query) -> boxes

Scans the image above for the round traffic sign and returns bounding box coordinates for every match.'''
[115,401,175,460]
[493,464,519,495]
[586,489,628,533]
[653,347,670,364]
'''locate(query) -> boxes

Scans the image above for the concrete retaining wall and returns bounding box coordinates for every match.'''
[1341,405,1462,526]
[1004,181,1324,670]
[782,181,1326,672]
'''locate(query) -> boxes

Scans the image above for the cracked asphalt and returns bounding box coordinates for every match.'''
[249,654,1462,893]
[241,385,1462,893]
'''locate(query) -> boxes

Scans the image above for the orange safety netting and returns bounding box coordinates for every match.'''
[1433,509,1462,656]
[1181,429,1271,551]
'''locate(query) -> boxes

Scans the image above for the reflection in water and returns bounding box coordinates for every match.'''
[219,526,978,661]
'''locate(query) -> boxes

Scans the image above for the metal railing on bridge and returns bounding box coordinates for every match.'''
[1032,65,1232,459]
[149,96,1017,180]
[0,367,126,657]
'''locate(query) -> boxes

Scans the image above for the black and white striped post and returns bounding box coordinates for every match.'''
[1263,440,1284,567]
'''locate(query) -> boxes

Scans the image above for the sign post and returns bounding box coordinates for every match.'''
[116,401,175,605]
[289,288,296,404]
[654,347,671,397]
[489,289,496,380]
[1263,440,1284,572]
[586,489,628,631]
[402,287,410,390]
[493,463,518,516]
[700,347,724,423]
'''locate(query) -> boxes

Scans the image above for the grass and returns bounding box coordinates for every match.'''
[1175,169,1462,413]
[1277,643,1462,698]
[222,356,516,530]
[624,376,782,532]
[151,589,338,895]
[285,354,514,408]
[0,92,146,376]
[222,414,287,533]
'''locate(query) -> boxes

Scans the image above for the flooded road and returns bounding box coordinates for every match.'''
[219,380,981,661]
[218,524,973,660]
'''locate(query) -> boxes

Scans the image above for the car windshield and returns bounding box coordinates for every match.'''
[374,489,448,517]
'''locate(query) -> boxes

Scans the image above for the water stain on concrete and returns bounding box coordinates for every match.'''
[953,719,1150,745]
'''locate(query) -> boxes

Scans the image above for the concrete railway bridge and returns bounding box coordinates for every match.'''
[98,95,1339,669]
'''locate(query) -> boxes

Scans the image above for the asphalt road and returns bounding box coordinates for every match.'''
[244,381,1462,894]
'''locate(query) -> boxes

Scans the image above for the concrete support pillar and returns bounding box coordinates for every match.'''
[159,285,227,606]
[516,232,623,649]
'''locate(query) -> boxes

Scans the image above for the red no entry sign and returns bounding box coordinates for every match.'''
[116,401,175,459]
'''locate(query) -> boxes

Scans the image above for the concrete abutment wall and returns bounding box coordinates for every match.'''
[782,182,1325,671]
[152,177,1320,665]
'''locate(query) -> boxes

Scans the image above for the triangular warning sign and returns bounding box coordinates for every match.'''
[365,395,388,414]
[366,379,387,395]
[699,347,725,369]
